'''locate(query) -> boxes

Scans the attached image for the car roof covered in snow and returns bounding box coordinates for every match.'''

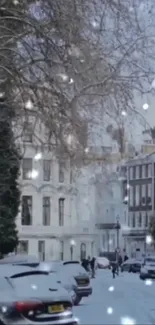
[123,259,142,264]
[0,254,40,264]
[0,265,48,278]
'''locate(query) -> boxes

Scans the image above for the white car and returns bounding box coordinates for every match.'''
[96,257,110,269]
[140,256,155,280]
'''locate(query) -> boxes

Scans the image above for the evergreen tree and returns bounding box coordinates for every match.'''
[0,97,20,257]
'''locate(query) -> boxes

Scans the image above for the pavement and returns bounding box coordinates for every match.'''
[74,269,155,324]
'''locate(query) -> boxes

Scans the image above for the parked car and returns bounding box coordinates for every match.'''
[140,256,155,280]
[37,261,78,305]
[96,257,110,269]
[0,254,40,267]
[62,261,92,305]
[0,265,79,325]
[121,259,142,273]
[0,256,77,305]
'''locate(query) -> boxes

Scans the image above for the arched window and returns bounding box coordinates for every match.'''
[80,243,86,261]
[60,241,64,261]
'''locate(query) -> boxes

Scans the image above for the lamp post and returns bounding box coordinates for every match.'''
[116,217,121,249]
[115,217,121,262]
[70,239,76,260]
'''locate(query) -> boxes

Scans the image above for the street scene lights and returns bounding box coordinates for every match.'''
[70,239,76,260]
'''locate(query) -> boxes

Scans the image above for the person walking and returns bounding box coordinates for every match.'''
[81,256,90,273]
[111,262,117,278]
[90,257,96,278]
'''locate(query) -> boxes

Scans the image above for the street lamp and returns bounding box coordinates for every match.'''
[70,239,76,260]
[116,217,121,249]
[114,217,121,264]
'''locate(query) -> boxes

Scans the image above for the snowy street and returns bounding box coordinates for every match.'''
[74,270,155,325]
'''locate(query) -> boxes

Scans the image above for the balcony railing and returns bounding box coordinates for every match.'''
[122,227,147,237]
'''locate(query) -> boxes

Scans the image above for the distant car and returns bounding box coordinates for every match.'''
[0,265,78,325]
[140,256,155,280]
[121,259,142,273]
[62,261,92,305]
[37,261,78,305]
[96,257,110,269]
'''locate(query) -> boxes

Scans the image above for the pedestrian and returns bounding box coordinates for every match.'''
[90,257,96,278]
[111,262,117,278]
[124,254,128,262]
[116,262,119,275]
[118,255,123,267]
[81,256,90,273]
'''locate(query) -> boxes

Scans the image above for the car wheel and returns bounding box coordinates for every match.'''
[74,295,82,306]
[140,274,145,280]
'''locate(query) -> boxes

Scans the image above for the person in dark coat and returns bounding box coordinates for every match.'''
[124,255,128,262]
[118,255,123,267]
[111,262,117,278]
[90,257,96,278]
[81,258,90,272]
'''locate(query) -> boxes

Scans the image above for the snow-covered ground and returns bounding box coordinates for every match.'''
[74,270,155,324]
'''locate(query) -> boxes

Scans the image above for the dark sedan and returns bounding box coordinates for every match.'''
[121,259,142,273]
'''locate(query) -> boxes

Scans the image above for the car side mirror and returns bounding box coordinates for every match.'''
[57,280,61,284]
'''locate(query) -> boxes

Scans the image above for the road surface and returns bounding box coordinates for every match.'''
[74,270,155,324]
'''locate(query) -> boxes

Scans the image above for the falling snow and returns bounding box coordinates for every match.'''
[142,103,149,110]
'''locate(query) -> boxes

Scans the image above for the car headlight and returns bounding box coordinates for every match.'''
[141,267,148,274]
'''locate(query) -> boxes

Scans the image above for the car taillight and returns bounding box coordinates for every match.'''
[15,301,43,313]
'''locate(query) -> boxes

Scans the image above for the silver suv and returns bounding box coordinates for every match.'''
[140,256,155,280]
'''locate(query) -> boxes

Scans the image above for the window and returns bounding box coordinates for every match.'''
[129,167,133,180]
[60,241,64,260]
[38,240,45,261]
[22,158,32,180]
[147,183,152,205]
[141,184,146,205]
[133,167,136,179]
[43,160,51,181]
[135,166,139,179]
[145,213,148,227]
[59,160,65,183]
[129,186,134,206]
[110,235,115,249]
[135,185,140,206]
[139,165,142,178]
[138,213,142,228]
[43,197,50,225]
[142,165,145,178]
[128,214,130,227]
[23,123,33,143]
[80,243,86,260]
[148,164,152,178]
[132,213,135,228]
[124,211,127,224]
[22,196,32,225]
[59,198,64,226]
[18,240,29,253]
